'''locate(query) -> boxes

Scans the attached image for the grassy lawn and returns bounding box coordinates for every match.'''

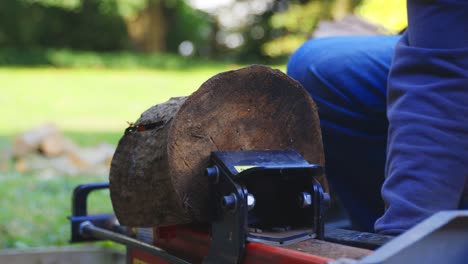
[0,67,231,135]
[0,62,286,249]
[0,172,112,248]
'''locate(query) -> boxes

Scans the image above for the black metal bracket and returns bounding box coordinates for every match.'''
[69,183,190,263]
[69,182,119,242]
[204,150,330,264]
[204,163,248,264]
[358,211,468,264]
[69,151,329,264]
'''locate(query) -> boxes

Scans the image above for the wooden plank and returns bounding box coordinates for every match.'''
[284,238,372,260]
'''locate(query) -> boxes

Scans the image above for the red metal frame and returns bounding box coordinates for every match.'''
[130,248,170,264]
[129,226,331,264]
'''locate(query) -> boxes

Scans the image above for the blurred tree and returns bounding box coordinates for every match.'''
[261,0,328,58]
[162,0,213,55]
[0,0,407,59]
[356,0,407,33]
[66,0,130,50]
[256,0,405,59]
[0,0,213,53]
[260,0,363,58]
[0,0,129,50]
[191,0,366,60]
[125,0,168,52]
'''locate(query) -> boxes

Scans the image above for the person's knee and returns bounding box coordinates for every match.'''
[287,37,369,118]
[288,36,397,120]
[288,35,397,87]
[287,37,360,89]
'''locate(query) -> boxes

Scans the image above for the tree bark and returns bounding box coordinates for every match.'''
[126,0,167,52]
[110,65,326,227]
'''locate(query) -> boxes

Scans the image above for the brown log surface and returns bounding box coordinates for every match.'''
[110,65,326,227]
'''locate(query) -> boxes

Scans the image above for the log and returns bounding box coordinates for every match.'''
[110,65,326,227]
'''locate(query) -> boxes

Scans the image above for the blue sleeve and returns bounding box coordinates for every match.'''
[375,0,468,235]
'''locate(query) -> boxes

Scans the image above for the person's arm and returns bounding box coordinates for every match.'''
[375,0,468,235]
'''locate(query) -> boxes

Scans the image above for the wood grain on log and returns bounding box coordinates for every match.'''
[110,65,326,227]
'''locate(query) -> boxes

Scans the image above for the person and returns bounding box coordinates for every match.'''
[287,0,468,234]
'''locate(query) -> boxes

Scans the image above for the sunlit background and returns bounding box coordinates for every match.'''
[0,0,406,252]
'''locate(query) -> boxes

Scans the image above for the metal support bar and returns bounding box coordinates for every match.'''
[324,228,394,250]
[359,210,468,264]
[80,221,190,264]
[72,182,109,216]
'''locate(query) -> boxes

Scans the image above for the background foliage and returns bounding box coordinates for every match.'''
[0,0,129,50]
[0,0,406,60]
[0,0,212,53]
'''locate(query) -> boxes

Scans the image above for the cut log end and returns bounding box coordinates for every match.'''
[110,65,327,227]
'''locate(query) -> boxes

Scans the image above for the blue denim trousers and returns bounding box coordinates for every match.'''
[287,35,400,231]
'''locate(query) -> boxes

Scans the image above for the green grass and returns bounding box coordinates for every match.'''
[0,172,111,248]
[0,67,232,135]
[0,60,286,249]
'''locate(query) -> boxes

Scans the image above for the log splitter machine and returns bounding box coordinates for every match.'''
[70,150,329,263]
[69,150,468,264]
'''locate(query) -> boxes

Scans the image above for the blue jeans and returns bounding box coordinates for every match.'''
[287,36,400,231]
